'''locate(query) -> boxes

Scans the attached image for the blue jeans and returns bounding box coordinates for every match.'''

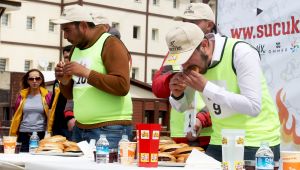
[72,125,133,150]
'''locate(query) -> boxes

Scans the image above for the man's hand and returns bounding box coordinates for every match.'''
[182,71,207,92]
[186,118,203,141]
[55,61,66,81]
[186,131,198,141]
[63,62,91,78]
[169,73,187,97]
[67,118,76,131]
[54,61,72,85]
[194,118,203,135]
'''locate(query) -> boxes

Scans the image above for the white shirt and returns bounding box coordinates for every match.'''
[170,34,262,117]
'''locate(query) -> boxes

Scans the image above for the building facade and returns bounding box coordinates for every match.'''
[0,0,216,84]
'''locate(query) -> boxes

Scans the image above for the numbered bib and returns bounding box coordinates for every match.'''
[203,80,237,118]
[72,58,91,88]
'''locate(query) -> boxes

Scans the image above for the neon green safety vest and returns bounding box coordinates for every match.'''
[71,33,133,124]
[202,37,280,147]
[170,92,212,138]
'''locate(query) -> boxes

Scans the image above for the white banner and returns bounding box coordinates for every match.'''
[217,0,300,150]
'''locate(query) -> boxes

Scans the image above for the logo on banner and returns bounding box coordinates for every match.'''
[256,44,266,55]
[268,42,288,54]
[276,42,281,49]
[290,40,300,53]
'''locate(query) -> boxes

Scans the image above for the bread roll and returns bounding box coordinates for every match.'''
[160,143,188,153]
[36,142,64,153]
[176,154,189,163]
[158,152,176,162]
[40,135,66,144]
[173,146,204,156]
[63,141,78,148]
[190,65,200,73]
[36,148,64,153]
[39,142,64,149]
[64,145,81,152]
[159,136,176,145]
[37,136,83,154]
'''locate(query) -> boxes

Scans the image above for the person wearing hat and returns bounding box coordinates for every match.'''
[53,5,133,150]
[153,2,216,98]
[152,2,215,149]
[91,12,121,39]
[91,12,111,31]
[166,22,280,162]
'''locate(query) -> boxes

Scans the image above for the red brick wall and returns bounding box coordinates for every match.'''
[132,99,144,129]
[132,98,170,136]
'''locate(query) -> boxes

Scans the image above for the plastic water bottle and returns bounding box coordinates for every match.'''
[118,134,129,163]
[255,141,274,170]
[96,134,109,163]
[29,131,40,153]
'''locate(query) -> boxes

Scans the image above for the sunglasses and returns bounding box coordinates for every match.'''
[28,77,41,81]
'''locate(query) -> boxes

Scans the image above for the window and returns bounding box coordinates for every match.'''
[0,58,7,71]
[152,28,159,41]
[134,0,141,3]
[151,69,157,80]
[26,16,35,30]
[49,20,55,32]
[1,13,9,26]
[111,22,120,30]
[131,67,138,79]
[153,0,159,5]
[159,111,168,130]
[133,26,140,39]
[47,62,54,71]
[144,110,154,123]
[24,60,32,71]
[173,0,178,8]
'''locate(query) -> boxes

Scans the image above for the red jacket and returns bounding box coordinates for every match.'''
[152,53,173,98]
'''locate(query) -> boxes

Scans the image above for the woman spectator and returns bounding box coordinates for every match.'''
[9,69,52,152]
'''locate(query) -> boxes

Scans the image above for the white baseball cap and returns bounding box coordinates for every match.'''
[91,12,111,26]
[174,3,215,23]
[51,5,94,24]
[163,22,204,67]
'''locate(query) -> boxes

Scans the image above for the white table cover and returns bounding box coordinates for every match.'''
[0,153,209,170]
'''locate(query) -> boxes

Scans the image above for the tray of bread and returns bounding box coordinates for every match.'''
[32,135,83,157]
[157,136,204,167]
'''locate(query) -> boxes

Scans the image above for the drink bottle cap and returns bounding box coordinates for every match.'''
[122,135,128,140]
[260,141,269,147]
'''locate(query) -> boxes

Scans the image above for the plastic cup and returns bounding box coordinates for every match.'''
[281,151,300,170]
[221,129,245,170]
[3,136,17,154]
[120,142,136,165]
[136,123,161,168]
